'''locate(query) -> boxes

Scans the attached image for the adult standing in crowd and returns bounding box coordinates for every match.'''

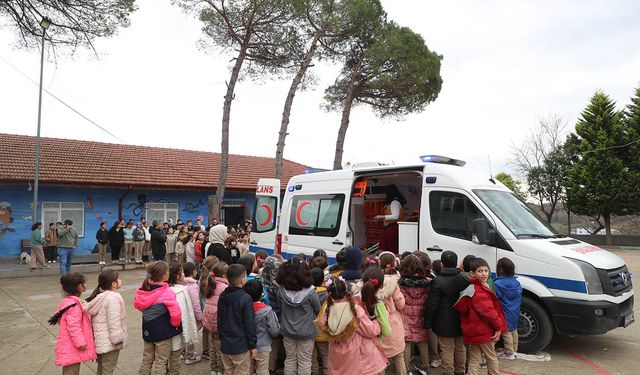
[95,221,109,265]
[29,222,47,270]
[150,220,167,261]
[108,220,125,265]
[207,224,233,265]
[132,223,145,264]
[123,221,135,263]
[374,186,406,255]
[166,227,178,263]
[44,222,58,263]
[57,220,78,275]
[142,220,151,262]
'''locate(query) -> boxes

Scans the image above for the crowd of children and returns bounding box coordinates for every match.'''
[49,245,523,375]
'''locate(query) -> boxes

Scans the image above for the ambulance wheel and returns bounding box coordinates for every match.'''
[517,296,553,353]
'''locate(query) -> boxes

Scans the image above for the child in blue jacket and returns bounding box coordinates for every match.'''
[494,257,522,360]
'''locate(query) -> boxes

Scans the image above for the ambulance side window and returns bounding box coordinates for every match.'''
[429,191,485,241]
[289,194,345,237]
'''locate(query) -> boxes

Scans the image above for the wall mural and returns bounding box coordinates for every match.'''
[183,198,205,213]
[128,194,169,216]
[0,201,16,240]
[86,196,94,209]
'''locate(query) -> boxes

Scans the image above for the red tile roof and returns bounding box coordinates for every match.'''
[0,133,308,191]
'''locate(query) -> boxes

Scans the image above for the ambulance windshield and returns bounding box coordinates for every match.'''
[474,189,558,239]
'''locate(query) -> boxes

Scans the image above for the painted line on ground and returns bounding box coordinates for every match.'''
[27,294,54,300]
[565,350,611,375]
[500,370,521,375]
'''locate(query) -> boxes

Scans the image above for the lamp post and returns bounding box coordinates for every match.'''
[33,17,51,224]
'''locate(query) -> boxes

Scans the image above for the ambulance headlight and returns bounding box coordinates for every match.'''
[566,258,603,294]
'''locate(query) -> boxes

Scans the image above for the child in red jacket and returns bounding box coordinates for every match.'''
[454,258,507,375]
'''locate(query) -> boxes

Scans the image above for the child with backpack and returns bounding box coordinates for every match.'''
[276,258,321,374]
[84,270,127,375]
[398,254,432,375]
[318,275,388,375]
[454,258,508,375]
[494,258,522,361]
[49,273,97,375]
[244,279,280,375]
[133,261,183,374]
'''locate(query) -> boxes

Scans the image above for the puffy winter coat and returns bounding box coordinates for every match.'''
[181,277,203,327]
[318,299,387,375]
[217,286,257,355]
[377,274,406,357]
[454,277,508,345]
[54,295,97,366]
[278,286,321,340]
[399,276,431,342]
[494,276,522,332]
[84,290,127,354]
[424,267,469,337]
[170,285,199,351]
[133,282,182,342]
[202,277,229,333]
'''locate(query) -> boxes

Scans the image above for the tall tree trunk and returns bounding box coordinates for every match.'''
[566,209,571,236]
[333,56,364,170]
[275,32,322,179]
[603,212,612,246]
[210,46,248,223]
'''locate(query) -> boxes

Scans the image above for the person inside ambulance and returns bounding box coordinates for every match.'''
[374,185,407,254]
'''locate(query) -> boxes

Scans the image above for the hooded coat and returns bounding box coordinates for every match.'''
[277,286,321,340]
[254,302,281,352]
[133,282,182,342]
[202,276,229,333]
[454,277,508,345]
[217,286,257,355]
[494,276,522,332]
[424,267,469,337]
[84,290,127,354]
[181,277,203,327]
[54,295,97,366]
[318,300,387,375]
[262,256,282,313]
[399,276,431,342]
[376,273,406,357]
[170,284,199,351]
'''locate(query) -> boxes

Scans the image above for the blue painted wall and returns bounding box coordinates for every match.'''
[0,184,256,258]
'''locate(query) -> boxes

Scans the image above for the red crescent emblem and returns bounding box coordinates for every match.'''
[258,204,273,227]
[296,201,312,226]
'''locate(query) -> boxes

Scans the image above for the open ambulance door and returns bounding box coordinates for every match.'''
[251,178,281,254]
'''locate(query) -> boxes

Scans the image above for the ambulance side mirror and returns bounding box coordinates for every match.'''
[472,218,494,245]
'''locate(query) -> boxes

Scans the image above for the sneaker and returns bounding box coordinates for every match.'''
[413,363,429,375]
[185,355,202,365]
[47,260,52,264]
[480,362,487,368]
[414,363,430,375]
[180,353,185,360]
[497,352,516,361]
[201,352,210,360]
[430,359,441,368]
[44,265,50,268]
[211,372,221,375]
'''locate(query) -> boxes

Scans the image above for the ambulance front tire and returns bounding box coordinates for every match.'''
[517,296,553,353]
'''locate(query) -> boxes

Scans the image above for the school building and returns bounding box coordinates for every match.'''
[0,133,307,259]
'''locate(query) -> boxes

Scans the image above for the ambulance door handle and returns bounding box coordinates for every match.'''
[332,239,344,245]
[427,246,443,252]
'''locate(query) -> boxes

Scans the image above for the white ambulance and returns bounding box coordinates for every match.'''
[250,156,634,353]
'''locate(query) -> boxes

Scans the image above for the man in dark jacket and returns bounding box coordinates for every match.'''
[218,264,257,373]
[150,220,167,261]
[424,250,469,375]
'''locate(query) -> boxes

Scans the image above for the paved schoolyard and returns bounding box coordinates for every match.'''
[0,250,637,375]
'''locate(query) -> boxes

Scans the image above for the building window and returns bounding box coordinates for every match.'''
[146,203,179,224]
[42,202,85,237]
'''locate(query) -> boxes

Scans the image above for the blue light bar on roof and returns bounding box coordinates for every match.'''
[304,168,330,174]
[419,155,466,167]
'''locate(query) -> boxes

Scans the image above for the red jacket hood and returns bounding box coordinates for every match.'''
[134,282,170,310]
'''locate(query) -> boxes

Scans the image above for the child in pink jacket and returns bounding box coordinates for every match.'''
[318,276,387,375]
[202,261,229,374]
[180,262,203,363]
[134,261,182,375]
[378,252,407,375]
[49,273,97,374]
[84,269,127,375]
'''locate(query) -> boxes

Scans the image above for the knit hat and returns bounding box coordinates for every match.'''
[341,246,364,281]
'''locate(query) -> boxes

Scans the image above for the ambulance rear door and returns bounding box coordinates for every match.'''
[251,178,280,254]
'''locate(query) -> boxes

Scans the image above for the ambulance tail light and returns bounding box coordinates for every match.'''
[276,234,283,254]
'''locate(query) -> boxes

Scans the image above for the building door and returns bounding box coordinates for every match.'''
[222,206,244,227]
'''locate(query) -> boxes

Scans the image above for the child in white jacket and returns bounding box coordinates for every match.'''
[169,262,200,374]
[85,269,127,375]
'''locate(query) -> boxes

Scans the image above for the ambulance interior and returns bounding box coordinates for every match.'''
[349,170,423,251]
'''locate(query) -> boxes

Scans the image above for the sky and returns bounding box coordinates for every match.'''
[1,0,639,177]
